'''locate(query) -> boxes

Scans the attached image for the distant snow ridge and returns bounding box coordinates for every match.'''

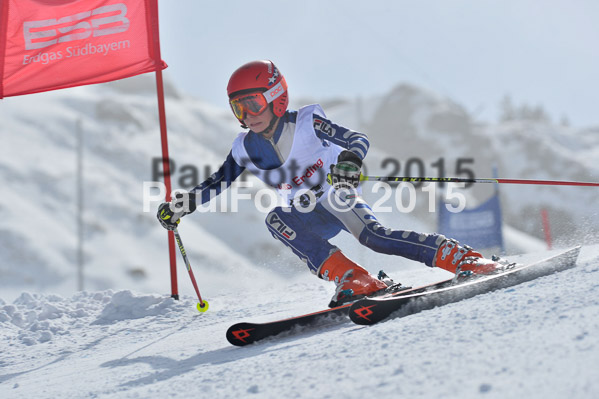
[0,290,184,346]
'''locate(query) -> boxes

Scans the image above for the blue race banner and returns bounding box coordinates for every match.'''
[438,193,504,251]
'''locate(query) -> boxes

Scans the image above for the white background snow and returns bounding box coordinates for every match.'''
[1,54,598,399]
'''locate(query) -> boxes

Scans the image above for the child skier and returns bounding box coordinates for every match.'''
[157,60,496,306]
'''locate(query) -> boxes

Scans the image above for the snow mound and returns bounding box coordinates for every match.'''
[93,290,181,325]
[0,290,186,346]
[1,291,106,346]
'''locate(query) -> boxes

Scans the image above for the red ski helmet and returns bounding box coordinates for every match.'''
[227,60,289,124]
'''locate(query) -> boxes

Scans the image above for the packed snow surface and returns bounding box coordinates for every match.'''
[1,245,598,399]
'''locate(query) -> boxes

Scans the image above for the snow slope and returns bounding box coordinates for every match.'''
[1,245,598,399]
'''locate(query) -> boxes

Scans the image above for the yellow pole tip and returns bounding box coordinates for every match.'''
[196,300,209,313]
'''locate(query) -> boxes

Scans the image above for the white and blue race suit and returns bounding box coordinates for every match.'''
[188,104,445,274]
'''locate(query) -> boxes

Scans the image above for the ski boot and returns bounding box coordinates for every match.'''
[319,251,390,307]
[434,239,498,277]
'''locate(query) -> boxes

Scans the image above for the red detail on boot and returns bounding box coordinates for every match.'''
[319,251,387,297]
[460,257,498,274]
[434,240,497,274]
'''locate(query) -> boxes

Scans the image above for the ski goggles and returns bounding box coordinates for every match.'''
[229,81,287,120]
[229,93,269,120]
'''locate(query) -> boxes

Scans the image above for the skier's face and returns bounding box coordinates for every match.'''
[244,106,276,136]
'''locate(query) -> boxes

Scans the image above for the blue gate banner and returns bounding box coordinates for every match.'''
[438,193,504,251]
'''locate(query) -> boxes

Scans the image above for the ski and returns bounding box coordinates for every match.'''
[226,247,581,345]
[226,304,351,346]
[226,278,456,346]
[349,246,581,326]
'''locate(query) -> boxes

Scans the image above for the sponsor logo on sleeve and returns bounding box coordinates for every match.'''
[313,118,336,137]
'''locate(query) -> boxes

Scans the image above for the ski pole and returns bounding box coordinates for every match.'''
[359,175,599,187]
[173,228,209,313]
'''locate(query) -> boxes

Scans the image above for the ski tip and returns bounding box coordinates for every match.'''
[349,299,393,326]
[568,245,581,256]
[550,246,581,266]
[563,245,582,265]
[226,323,257,346]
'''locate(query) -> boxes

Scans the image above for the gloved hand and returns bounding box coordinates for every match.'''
[329,150,362,190]
[156,193,195,230]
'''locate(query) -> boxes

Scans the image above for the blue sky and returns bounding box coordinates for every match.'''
[158,0,599,127]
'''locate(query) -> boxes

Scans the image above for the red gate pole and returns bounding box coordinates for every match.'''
[541,208,553,250]
[155,68,178,299]
[149,0,178,299]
